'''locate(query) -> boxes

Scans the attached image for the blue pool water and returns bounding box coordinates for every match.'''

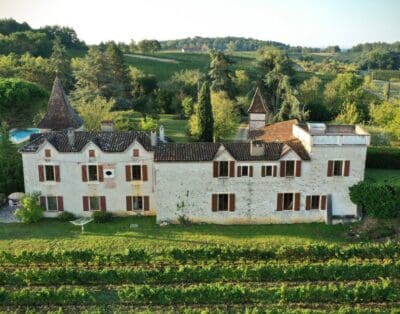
[9,128,40,143]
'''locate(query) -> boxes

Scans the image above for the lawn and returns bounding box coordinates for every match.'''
[0,216,351,253]
[365,168,400,185]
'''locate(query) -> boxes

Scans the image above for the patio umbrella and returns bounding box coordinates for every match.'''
[8,192,25,201]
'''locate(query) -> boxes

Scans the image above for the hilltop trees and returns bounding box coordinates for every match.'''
[138,40,161,53]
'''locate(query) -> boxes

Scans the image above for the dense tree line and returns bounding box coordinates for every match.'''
[0,18,86,57]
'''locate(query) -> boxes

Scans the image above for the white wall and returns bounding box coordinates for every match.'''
[22,140,156,217]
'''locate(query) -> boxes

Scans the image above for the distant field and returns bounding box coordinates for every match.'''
[370,79,400,100]
[365,168,400,186]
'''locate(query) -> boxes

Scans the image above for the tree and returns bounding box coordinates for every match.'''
[181,96,194,118]
[0,122,24,196]
[298,76,329,121]
[335,102,360,124]
[370,99,400,140]
[192,82,213,142]
[77,96,116,131]
[225,41,236,54]
[50,38,72,90]
[15,193,44,224]
[0,18,31,35]
[105,42,130,99]
[71,47,112,103]
[208,50,236,99]
[18,53,54,89]
[211,91,238,141]
[137,40,161,53]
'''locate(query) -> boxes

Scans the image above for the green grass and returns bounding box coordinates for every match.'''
[365,168,400,185]
[0,216,350,253]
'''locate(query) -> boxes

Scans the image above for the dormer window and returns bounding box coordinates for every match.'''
[280,160,301,177]
[285,161,295,177]
[133,149,140,157]
[213,161,235,177]
[89,150,96,158]
[218,161,229,177]
[45,149,51,158]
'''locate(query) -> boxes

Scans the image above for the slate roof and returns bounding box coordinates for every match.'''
[248,119,311,160]
[247,87,268,114]
[20,131,153,153]
[38,77,83,130]
[154,142,297,162]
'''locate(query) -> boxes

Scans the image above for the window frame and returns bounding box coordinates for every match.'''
[218,161,229,177]
[87,164,99,182]
[131,196,144,211]
[88,196,101,211]
[240,165,249,177]
[46,196,58,211]
[131,164,142,181]
[265,165,273,176]
[283,193,294,210]
[310,195,321,210]
[285,160,295,177]
[44,164,56,182]
[333,160,344,176]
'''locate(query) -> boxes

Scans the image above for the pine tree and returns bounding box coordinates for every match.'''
[197,82,214,142]
[208,50,236,99]
[105,42,130,99]
[50,38,72,90]
[0,122,23,195]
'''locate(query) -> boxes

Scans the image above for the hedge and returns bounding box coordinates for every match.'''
[366,146,400,169]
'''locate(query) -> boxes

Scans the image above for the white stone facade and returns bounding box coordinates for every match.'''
[22,140,156,217]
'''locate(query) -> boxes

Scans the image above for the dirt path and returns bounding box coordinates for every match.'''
[125,54,179,64]
[233,123,249,142]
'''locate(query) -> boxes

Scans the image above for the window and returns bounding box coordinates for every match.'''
[88,165,98,181]
[126,195,150,211]
[311,195,320,209]
[241,165,249,176]
[212,194,235,212]
[45,165,55,181]
[131,165,142,180]
[133,149,140,157]
[89,196,100,211]
[285,161,295,177]
[265,166,272,176]
[333,160,343,176]
[218,194,229,211]
[40,196,63,211]
[283,193,294,210]
[47,196,58,211]
[89,149,96,157]
[132,197,143,210]
[219,161,229,177]
[45,149,51,158]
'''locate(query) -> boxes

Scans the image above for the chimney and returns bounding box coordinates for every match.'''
[100,120,115,132]
[250,140,265,156]
[150,130,157,146]
[159,125,165,142]
[67,128,75,147]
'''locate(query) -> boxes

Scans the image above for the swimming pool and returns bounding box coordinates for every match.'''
[9,128,40,144]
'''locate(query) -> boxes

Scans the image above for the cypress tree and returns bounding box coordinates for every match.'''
[50,38,72,90]
[105,42,130,99]
[197,82,214,142]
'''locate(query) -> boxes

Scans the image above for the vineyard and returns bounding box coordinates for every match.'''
[0,243,399,312]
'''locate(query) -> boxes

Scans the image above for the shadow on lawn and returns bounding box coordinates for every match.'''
[0,216,351,245]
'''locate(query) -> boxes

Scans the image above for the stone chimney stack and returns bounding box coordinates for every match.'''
[150,130,157,146]
[100,120,115,132]
[159,125,165,142]
[67,128,75,147]
[250,140,265,156]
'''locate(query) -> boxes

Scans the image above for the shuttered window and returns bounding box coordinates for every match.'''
[126,196,150,211]
[305,195,328,210]
[328,160,350,177]
[261,165,277,177]
[39,196,64,211]
[83,196,106,211]
[238,165,253,177]
[82,165,104,182]
[211,193,235,212]
[126,164,148,181]
[45,149,51,158]
[213,161,235,177]
[277,193,300,211]
[39,165,61,182]
[280,161,301,177]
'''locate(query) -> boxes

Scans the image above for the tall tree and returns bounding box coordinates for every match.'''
[105,42,130,99]
[50,38,72,90]
[71,46,111,104]
[211,91,238,141]
[208,50,236,99]
[0,122,24,195]
[196,82,214,142]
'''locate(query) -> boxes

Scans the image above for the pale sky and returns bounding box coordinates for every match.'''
[1,0,399,47]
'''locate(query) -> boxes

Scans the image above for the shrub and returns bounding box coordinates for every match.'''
[58,211,75,222]
[0,193,6,206]
[177,215,192,226]
[349,181,400,218]
[15,193,43,223]
[366,146,400,169]
[91,211,112,223]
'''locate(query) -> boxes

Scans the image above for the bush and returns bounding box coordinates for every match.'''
[349,181,400,218]
[58,211,75,222]
[15,193,43,223]
[91,211,112,223]
[0,193,6,206]
[366,146,400,169]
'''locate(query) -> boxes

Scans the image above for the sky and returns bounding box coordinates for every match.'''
[1,0,399,48]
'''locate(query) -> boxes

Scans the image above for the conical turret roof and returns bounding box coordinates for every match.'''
[38,77,83,130]
[248,87,268,114]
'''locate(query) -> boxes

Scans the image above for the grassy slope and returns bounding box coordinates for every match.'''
[0,217,349,253]
[365,168,400,185]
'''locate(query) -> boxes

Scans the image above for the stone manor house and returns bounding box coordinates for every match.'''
[20,78,371,224]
